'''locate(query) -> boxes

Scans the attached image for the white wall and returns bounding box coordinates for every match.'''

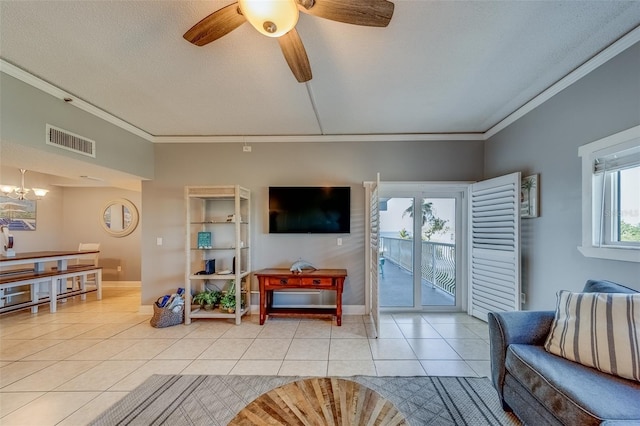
[0,166,63,251]
[62,187,141,280]
[0,167,141,280]
[485,41,640,309]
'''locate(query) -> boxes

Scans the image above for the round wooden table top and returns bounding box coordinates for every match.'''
[229,377,407,426]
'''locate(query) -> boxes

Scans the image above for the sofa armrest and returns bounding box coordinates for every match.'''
[487,310,555,406]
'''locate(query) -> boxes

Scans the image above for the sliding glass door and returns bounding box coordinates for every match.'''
[379,185,463,311]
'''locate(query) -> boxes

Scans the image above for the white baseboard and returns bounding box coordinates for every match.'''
[249,304,365,315]
[139,304,366,317]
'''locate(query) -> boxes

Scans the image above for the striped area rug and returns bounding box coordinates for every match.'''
[90,375,521,426]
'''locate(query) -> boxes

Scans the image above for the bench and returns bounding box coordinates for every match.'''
[0,265,102,314]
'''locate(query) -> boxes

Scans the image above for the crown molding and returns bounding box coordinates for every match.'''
[3,24,638,144]
[0,60,155,143]
[484,25,640,139]
[152,133,485,143]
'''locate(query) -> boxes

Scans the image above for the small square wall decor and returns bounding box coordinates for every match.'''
[521,174,539,218]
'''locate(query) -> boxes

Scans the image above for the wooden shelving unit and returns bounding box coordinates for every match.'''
[185,185,251,325]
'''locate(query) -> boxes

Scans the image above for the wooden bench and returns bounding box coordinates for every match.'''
[0,265,102,314]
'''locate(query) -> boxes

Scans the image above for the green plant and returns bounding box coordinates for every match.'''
[220,280,246,312]
[220,280,237,312]
[192,290,221,308]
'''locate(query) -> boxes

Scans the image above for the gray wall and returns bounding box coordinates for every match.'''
[0,73,154,179]
[141,141,485,305]
[485,41,640,310]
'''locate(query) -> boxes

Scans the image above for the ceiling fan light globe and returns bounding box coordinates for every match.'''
[239,0,299,38]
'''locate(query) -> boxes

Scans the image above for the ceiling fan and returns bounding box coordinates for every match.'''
[183,0,394,83]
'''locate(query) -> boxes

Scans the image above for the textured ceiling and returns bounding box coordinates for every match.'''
[1,1,640,190]
[1,0,639,139]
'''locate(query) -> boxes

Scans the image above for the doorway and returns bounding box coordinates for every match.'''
[378,185,463,311]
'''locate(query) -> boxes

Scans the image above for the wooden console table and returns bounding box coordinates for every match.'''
[255,268,347,326]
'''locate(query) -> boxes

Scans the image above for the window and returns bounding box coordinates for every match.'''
[579,125,640,262]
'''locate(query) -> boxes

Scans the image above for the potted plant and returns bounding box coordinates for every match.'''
[220,280,237,313]
[192,290,221,311]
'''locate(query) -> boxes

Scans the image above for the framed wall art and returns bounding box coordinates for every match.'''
[521,174,539,218]
[0,197,37,230]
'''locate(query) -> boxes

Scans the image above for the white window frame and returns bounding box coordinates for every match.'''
[578,125,640,263]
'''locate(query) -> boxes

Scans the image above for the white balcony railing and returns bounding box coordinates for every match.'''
[380,237,456,296]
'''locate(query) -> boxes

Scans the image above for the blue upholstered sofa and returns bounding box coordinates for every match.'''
[488,280,640,425]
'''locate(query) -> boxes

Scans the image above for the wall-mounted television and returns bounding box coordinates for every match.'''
[269,186,350,234]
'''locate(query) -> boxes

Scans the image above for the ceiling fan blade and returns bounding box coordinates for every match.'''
[183,2,245,46]
[278,29,312,83]
[299,0,394,27]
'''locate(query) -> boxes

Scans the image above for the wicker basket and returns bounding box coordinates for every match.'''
[150,303,184,328]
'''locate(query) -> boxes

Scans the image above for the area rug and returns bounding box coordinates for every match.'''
[90,375,521,426]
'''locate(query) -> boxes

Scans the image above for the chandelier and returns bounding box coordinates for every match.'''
[1,169,49,200]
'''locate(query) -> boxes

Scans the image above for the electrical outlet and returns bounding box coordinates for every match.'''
[156,237,163,246]
[243,145,252,152]
[117,266,122,272]
[337,238,342,246]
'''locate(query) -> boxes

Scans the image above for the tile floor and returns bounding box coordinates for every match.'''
[0,288,491,425]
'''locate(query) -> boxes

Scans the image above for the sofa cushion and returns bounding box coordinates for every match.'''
[583,280,638,294]
[506,344,640,424]
[544,290,640,382]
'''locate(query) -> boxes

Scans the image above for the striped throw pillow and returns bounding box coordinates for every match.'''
[544,290,640,382]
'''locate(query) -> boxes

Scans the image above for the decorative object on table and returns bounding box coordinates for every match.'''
[1,225,16,257]
[520,174,539,218]
[150,288,185,328]
[289,258,316,273]
[0,197,37,231]
[197,231,212,249]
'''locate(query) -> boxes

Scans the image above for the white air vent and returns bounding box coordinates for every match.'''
[46,124,96,158]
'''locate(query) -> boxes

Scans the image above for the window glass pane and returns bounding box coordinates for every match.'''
[618,166,640,243]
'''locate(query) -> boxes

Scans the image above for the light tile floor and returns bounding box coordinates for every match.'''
[0,288,491,425]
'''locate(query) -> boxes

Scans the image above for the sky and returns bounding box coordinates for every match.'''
[379,197,456,243]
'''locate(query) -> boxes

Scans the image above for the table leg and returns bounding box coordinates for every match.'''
[96,269,102,300]
[259,281,266,325]
[30,283,38,313]
[336,280,343,326]
[49,278,57,313]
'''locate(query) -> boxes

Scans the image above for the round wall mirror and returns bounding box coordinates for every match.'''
[100,198,139,237]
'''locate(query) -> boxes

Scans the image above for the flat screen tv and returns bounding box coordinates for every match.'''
[269,186,350,234]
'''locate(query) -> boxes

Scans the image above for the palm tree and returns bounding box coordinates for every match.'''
[521,177,536,216]
[403,200,449,241]
[402,200,435,226]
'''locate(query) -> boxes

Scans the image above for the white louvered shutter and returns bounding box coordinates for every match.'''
[469,173,521,321]
[368,174,380,338]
